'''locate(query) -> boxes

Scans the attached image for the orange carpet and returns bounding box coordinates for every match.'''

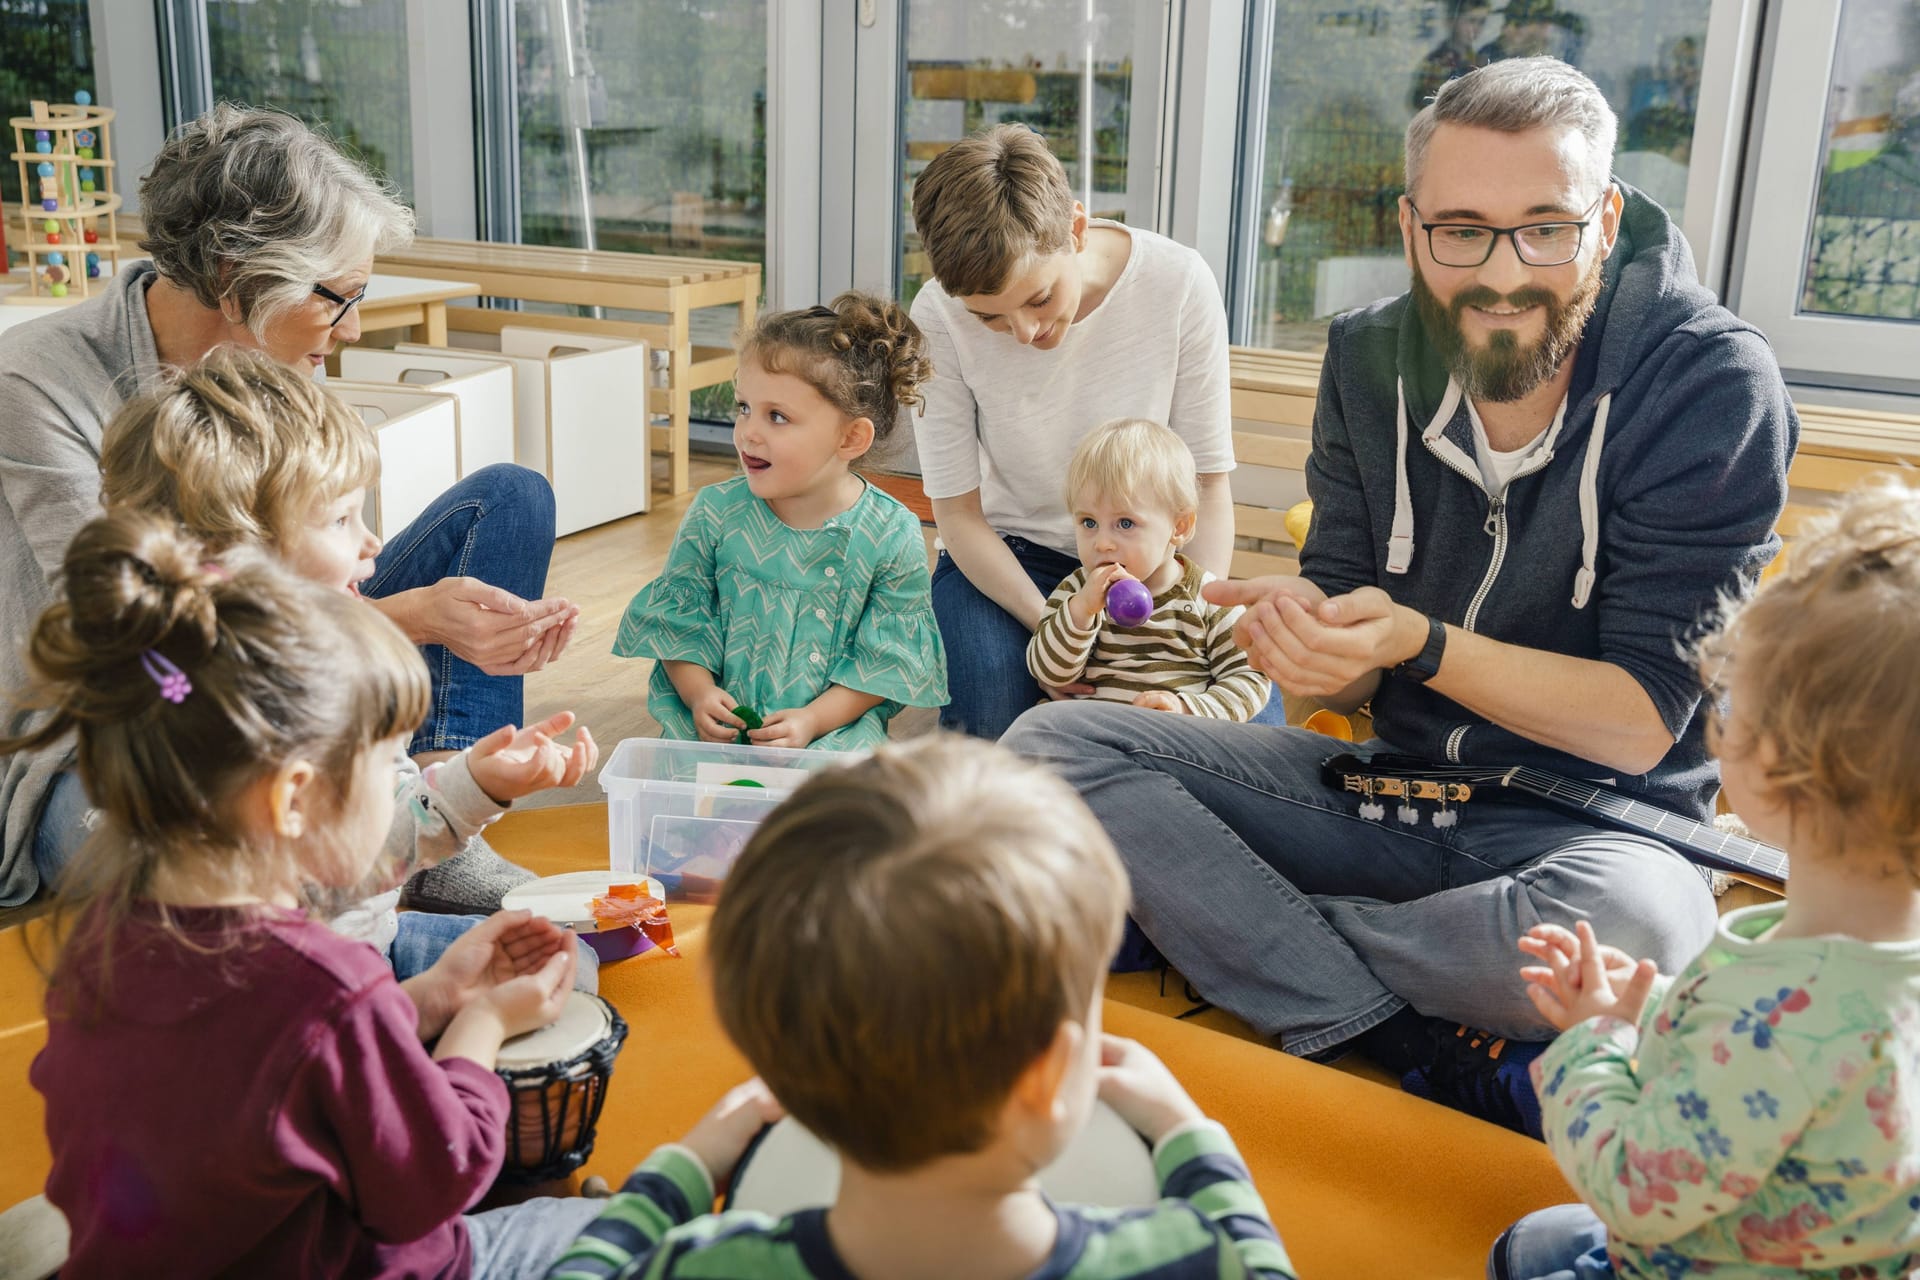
[1,803,1573,1277]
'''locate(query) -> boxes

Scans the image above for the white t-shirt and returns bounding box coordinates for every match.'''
[908,222,1235,557]
[1466,394,1563,495]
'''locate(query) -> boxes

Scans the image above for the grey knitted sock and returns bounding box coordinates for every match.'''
[399,837,537,914]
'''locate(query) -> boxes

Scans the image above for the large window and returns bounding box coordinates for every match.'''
[1242,0,1713,349]
[0,0,97,207]
[1797,0,1920,323]
[206,0,414,204]
[896,1,1160,301]
[512,0,766,267]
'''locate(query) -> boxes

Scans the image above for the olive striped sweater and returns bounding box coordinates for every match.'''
[1026,556,1269,722]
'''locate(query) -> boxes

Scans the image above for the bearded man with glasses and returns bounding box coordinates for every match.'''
[1006,57,1797,1137]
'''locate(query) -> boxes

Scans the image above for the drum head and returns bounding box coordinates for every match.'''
[727,1100,1158,1217]
[495,990,613,1071]
[502,872,666,930]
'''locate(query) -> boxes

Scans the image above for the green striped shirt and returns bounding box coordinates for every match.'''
[546,1121,1295,1279]
[1026,557,1269,722]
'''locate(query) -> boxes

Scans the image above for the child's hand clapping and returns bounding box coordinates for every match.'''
[408,909,572,1040]
[677,1077,788,1188]
[467,711,598,804]
[1097,1034,1206,1145]
[691,686,748,743]
[1071,563,1133,630]
[1518,920,1660,1033]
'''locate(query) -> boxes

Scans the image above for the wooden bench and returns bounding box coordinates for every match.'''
[374,239,761,497]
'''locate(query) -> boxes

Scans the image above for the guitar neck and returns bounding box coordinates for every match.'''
[1504,766,1790,884]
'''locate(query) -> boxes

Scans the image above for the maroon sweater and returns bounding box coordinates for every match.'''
[32,903,508,1278]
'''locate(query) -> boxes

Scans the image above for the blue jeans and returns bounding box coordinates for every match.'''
[29,768,95,897]
[363,464,557,754]
[465,1194,608,1279]
[1488,1205,1613,1279]
[1003,703,1717,1057]
[387,910,601,994]
[933,537,1286,740]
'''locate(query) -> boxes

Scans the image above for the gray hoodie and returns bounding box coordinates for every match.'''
[1303,187,1798,818]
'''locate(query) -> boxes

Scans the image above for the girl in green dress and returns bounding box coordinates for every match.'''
[615,293,949,750]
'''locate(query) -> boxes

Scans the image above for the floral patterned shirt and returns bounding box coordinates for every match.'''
[1534,902,1920,1278]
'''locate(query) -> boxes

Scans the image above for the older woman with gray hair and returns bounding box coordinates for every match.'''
[0,105,577,910]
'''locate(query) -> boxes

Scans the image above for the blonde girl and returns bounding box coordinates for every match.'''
[1493,480,1920,1279]
[97,347,597,978]
[17,512,605,1277]
[614,292,948,750]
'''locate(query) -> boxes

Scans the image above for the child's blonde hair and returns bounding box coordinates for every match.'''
[709,736,1128,1172]
[1064,418,1199,520]
[100,346,379,551]
[738,291,932,448]
[4,510,430,1002]
[1697,479,1920,869]
[911,124,1078,297]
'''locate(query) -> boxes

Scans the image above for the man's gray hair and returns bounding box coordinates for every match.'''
[138,104,415,339]
[1405,57,1617,198]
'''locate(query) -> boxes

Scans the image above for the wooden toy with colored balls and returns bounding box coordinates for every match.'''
[1105,577,1155,627]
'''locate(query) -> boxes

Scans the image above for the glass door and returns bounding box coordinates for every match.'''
[844,0,1174,302]
[1733,0,1920,390]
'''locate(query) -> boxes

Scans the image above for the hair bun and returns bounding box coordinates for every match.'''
[828,290,932,414]
[57,511,220,669]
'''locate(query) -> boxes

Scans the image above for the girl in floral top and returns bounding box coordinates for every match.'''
[1491,480,1920,1280]
[615,293,948,750]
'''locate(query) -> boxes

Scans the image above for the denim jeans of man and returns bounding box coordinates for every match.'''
[933,536,1287,741]
[362,464,558,755]
[1004,701,1717,1058]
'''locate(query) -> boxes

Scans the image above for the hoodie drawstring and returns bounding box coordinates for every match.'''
[1571,392,1612,610]
[1387,376,1462,575]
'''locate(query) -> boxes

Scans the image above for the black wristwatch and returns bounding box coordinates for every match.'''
[1393,614,1447,684]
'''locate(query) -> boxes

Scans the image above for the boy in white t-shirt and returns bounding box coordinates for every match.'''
[909,125,1272,739]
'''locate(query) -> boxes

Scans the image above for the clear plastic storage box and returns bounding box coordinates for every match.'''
[597,737,847,901]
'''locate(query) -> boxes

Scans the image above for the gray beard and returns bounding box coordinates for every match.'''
[1412,254,1603,403]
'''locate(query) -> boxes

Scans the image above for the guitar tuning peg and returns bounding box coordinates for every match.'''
[1432,808,1458,829]
[1359,801,1386,822]
[1397,803,1420,826]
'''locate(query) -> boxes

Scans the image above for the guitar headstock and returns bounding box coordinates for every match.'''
[1320,753,1498,797]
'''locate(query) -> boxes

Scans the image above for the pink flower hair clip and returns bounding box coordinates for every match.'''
[140,650,192,704]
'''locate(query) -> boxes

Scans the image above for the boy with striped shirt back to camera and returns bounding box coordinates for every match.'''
[1028,419,1269,722]
[546,736,1294,1280]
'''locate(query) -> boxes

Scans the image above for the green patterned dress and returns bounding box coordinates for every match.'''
[613,477,947,751]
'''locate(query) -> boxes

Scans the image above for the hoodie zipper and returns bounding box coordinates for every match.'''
[1421,444,1510,764]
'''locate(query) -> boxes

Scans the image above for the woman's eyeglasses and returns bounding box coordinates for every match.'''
[311,281,370,327]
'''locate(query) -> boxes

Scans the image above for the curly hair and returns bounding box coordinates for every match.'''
[737,291,932,445]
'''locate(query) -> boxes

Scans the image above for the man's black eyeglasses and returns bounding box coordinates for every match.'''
[1407,187,1610,268]
[312,281,370,327]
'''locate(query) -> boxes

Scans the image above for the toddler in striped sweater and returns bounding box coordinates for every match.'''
[1027,418,1269,722]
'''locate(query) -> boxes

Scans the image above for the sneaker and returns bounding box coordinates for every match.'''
[1400,1024,1548,1139]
